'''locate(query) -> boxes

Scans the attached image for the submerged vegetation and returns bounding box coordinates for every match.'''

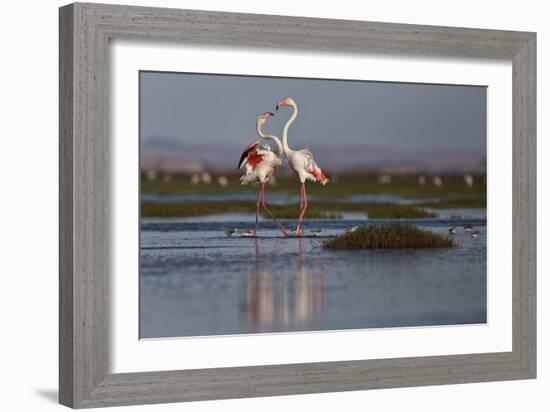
[416,197,486,209]
[267,202,436,219]
[141,201,436,219]
[322,224,456,250]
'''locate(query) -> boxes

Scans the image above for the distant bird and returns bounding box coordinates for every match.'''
[240,230,255,237]
[190,173,200,185]
[464,174,474,188]
[238,112,287,237]
[276,97,329,236]
[201,172,212,184]
[310,228,325,237]
[464,224,474,233]
[226,228,240,237]
[217,175,229,187]
[471,230,480,239]
[346,226,359,233]
[448,226,457,234]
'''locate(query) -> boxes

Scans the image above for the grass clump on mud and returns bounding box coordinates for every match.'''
[141,201,436,219]
[322,224,456,250]
[141,200,250,218]
[140,201,338,219]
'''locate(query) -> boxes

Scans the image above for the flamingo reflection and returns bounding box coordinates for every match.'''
[244,238,324,329]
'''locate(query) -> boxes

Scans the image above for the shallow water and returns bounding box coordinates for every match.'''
[142,192,445,205]
[140,211,487,338]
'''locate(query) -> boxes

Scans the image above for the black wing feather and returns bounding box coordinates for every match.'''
[237,149,249,170]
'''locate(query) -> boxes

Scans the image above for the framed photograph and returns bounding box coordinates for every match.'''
[59,2,536,408]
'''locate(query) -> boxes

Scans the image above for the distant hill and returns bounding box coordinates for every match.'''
[141,136,486,174]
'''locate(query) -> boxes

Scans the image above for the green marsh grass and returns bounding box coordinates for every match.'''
[141,173,486,200]
[141,201,436,219]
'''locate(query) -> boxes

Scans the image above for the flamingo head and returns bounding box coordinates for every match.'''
[276,97,296,110]
[257,111,274,126]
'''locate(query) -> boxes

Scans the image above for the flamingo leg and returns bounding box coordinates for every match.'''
[294,184,304,236]
[295,183,308,235]
[254,186,262,236]
[260,183,287,236]
[295,183,305,235]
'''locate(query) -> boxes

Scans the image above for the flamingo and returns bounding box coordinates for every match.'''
[238,112,287,237]
[276,97,329,236]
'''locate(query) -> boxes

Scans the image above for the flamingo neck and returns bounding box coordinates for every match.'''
[282,103,298,157]
[256,121,283,157]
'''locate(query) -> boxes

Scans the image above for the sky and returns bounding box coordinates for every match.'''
[140,71,487,173]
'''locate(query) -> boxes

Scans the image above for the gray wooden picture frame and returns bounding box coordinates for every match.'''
[59,2,536,408]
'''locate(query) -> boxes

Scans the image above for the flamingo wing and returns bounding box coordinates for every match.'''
[238,141,273,171]
[237,140,261,170]
[299,149,329,185]
[300,149,314,168]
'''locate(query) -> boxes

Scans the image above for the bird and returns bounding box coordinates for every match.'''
[240,230,255,237]
[276,97,329,236]
[238,112,287,237]
[346,226,359,233]
[310,228,325,237]
[463,224,474,233]
[448,226,457,234]
[225,228,240,237]
[471,229,480,239]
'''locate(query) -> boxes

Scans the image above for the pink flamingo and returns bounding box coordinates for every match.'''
[276,97,329,236]
[238,112,287,237]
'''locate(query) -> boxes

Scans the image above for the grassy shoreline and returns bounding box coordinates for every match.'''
[142,174,486,200]
[141,200,438,219]
[141,173,486,220]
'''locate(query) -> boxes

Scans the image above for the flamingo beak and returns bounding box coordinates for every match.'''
[268,112,274,116]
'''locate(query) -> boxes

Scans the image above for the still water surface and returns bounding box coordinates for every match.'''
[140,210,486,338]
